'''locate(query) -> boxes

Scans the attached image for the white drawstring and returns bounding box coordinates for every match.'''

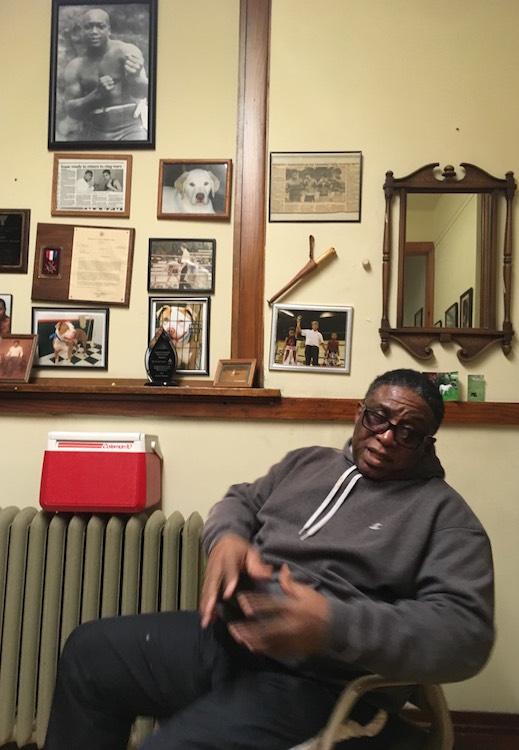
[299,465,362,540]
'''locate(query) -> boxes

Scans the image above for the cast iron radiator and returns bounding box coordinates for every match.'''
[0,506,205,749]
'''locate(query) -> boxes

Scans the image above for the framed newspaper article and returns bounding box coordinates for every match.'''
[51,154,132,217]
[269,151,362,222]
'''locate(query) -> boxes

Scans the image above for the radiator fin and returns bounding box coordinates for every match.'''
[0,507,201,749]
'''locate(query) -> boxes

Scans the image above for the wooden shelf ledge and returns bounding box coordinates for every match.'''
[0,378,518,424]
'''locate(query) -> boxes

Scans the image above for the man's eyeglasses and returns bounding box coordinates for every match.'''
[361,406,433,450]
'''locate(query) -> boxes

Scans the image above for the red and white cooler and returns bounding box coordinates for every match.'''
[39,432,163,513]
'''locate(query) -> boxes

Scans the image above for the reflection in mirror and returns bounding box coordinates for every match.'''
[380,163,516,361]
[403,194,480,328]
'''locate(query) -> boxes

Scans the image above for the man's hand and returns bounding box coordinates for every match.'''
[124,53,144,77]
[227,564,331,659]
[199,534,273,628]
[98,75,116,93]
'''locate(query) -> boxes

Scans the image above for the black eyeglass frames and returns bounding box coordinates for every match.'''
[361,406,433,450]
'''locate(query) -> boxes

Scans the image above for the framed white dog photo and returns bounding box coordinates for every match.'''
[157,159,232,220]
[148,296,210,375]
[31,307,109,369]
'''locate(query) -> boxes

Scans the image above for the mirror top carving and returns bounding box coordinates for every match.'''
[380,162,516,362]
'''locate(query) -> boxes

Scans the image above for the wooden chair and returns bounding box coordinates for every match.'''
[290,674,454,750]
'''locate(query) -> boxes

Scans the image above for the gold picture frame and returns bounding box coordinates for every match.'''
[51,153,132,218]
[213,359,256,388]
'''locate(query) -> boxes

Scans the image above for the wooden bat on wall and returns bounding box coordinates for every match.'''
[267,236,337,305]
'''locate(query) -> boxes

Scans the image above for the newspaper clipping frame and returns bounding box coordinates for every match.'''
[269,151,362,222]
[51,153,132,218]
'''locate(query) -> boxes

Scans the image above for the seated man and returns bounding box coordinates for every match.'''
[45,368,494,750]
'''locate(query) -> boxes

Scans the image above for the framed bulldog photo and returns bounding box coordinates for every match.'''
[148,296,210,375]
[31,307,109,369]
[48,0,158,150]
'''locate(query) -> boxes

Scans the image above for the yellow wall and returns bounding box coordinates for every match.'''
[1,0,519,713]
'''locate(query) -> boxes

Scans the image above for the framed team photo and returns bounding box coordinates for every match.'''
[269,151,362,222]
[48,0,157,150]
[269,303,353,373]
[148,238,215,293]
[148,296,210,375]
[31,307,109,369]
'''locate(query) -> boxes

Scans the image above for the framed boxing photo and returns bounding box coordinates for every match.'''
[269,303,353,374]
[158,160,232,220]
[48,0,158,150]
[148,238,215,293]
[148,296,210,375]
[31,307,109,369]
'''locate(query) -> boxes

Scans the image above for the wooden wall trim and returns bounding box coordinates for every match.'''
[1,381,518,424]
[231,0,271,381]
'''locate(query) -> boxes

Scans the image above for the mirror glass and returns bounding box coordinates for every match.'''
[402,193,481,328]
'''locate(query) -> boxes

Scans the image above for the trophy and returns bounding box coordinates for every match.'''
[145,327,178,386]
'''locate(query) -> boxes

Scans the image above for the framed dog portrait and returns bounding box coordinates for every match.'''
[148,296,210,375]
[269,303,353,374]
[48,0,157,150]
[0,334,38,383]
[269,151,362,222]
[148,238,215,293]
[0,209,30,273]
[31,307,109,369]
[51,153,132,217]
[157,160,232,220]
[0,294,13,335]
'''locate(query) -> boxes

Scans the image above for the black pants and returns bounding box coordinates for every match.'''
[304,345,319,366]
[44,611,344,750]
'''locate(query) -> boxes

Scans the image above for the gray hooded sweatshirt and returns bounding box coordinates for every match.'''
[202,440,494,686]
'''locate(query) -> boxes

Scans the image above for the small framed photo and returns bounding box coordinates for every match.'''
[149,297,210,375]
[269,151,362,222]
[158,160,232,219]
[460,287,473,327]
[0,209,30,273]
[214,359,256,388]
[51,154,132,217]
[0,294,13,335]
[48,0,157,150]
[445,302,459,328]
[270,303,353,373]
[148,238,215,293]
[32,307,109,369]
[414,308,424,327]
[0,334,38,383]
[434,320,442,328]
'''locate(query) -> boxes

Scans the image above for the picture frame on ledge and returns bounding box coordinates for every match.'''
[48,0,157,150]
[148,296,210,375]
[445,302,459,328]
[214,359,256,388]
[0,334,38,383]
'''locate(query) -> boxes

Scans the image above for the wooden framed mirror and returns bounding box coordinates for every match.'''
[380,163,516,361]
